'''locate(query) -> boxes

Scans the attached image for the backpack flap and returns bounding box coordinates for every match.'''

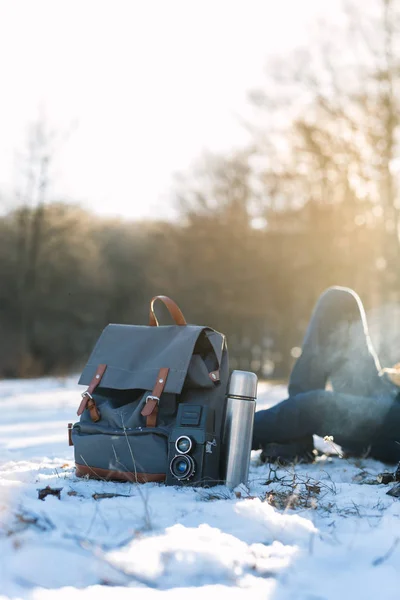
[78,323,222,395]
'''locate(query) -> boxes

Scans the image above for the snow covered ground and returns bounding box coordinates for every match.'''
[0,376,399,599]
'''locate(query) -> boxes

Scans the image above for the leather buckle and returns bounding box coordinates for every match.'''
[146,395,159,404]
[81,391,93,400]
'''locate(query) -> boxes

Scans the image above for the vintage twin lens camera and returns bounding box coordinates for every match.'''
[165,404,221,486]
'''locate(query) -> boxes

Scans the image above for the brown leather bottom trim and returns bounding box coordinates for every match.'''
[75,463,166,483]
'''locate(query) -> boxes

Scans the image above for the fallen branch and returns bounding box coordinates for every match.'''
[38,486,63,501]
[92,493,131,500]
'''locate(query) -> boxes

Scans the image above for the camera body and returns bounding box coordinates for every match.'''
[165,403,222,487]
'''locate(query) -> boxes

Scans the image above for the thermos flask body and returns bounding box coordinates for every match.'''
[223,370,257,489]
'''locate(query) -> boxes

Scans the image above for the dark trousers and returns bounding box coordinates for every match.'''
[253,287,400,463]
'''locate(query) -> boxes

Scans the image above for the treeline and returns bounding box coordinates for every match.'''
[1,0,400,378]
[0,193,392,379]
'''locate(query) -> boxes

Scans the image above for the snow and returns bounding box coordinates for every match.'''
[0,377,399,599]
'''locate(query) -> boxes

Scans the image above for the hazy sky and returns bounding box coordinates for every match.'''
[0,0,342,220]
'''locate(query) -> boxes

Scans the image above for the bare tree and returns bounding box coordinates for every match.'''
[248,0,400,302]
[12,119,55,373]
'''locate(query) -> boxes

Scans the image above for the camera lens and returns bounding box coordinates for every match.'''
[176,459,188,474]
[170,454,195,480]
[175,435,193,454]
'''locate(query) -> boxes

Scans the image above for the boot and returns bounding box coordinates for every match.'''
[260,436,315,465]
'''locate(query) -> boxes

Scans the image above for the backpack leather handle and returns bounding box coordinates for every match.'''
[149,296,187,327]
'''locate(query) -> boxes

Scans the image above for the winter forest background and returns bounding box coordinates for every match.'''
[1,0,400,380]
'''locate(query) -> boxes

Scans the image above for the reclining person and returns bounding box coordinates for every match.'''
[252,286,400,464]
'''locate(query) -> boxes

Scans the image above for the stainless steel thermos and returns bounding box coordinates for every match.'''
[223,370,258,489]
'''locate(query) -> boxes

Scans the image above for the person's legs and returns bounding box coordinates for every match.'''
[288,286,388,398]
[369,402,400,463]
[253,388,393,448]
[253,389,400,463]
[253,287,398,458]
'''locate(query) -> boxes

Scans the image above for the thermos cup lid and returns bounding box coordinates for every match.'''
[228,370,258,399]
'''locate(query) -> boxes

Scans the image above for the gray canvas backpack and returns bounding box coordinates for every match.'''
[70,296,229,484]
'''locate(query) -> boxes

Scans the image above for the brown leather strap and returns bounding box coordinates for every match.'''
[68,423,73,446]
[141,367,169,427]
[87,397,101,422]
[149,296,187,327]
[77,364,107,417]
